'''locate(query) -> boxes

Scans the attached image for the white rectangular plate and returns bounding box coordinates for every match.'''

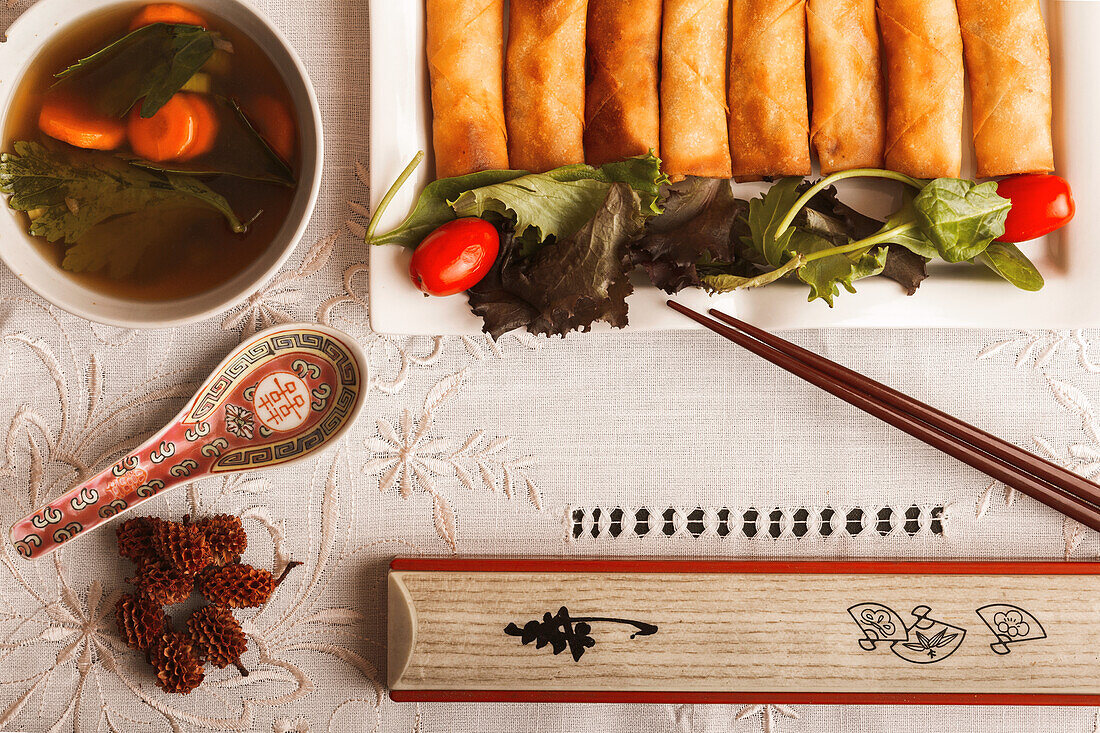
[368,0,1100,335]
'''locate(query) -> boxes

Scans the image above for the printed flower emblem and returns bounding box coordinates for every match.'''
[224,404,255,439]
[993,610,1030,638]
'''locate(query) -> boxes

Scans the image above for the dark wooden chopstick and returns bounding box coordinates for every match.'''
[667,300,1100,533]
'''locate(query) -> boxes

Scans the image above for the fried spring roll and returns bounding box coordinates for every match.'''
[661,0,731,180]
[425,0,509,178]
[728,0,811,179]
[877,0,965,179]
[506,0,588,172]
[807,0,885,173]
[584,0,662,166]
[957,0,1053,177]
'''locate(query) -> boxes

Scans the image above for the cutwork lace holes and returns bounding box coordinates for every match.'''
[717,508,731,537]
[877,507,893,536]
[572,508,584,539]
[687,508,705,538]
[820,507,836,536]
[609,507,624,538]
[635,508,650,536]
[590,507,602,539]
[742,508,759,538]
[768,509,783,538]
[846,508,865,536]
[930,506,944,534]
[662,508,676,536]
[904,505,922,536]
[792,508,810,538]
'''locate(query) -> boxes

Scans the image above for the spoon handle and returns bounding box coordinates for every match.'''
[10,426,210,559]
[9,324,366,560]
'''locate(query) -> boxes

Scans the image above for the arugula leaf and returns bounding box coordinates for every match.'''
[449,153,667,243]
[0,141,246,246]
[975,242,1044,291]
[744,177,802,267]
[54,23,217,118]
[788,231,887,306]
[631,181,745,294]
[912,178,1011,262]
[369,167,526,248]
[129,97,294,185]
[467,183,645,337]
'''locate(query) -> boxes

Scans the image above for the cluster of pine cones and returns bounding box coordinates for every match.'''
[113,514,300,694]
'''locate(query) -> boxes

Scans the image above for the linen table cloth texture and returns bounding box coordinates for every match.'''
[0,0,1098,731]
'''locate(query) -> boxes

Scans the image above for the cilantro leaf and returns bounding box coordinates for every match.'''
[54,23,217,118]
[467,183,646,337]
[0,141,247,247]
[129,97,294,185]
[449,153,667,243]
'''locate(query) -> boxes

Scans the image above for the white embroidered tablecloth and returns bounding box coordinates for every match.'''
[2,1,1100,731]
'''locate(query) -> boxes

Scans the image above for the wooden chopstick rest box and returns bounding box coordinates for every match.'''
[387,558,1100,705]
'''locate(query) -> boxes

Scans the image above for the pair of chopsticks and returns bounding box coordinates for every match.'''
[668,301,1100,533]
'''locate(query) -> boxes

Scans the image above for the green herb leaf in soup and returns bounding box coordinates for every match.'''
[53,23,217,119]
[129,97,295,185]
[0,141,247,247]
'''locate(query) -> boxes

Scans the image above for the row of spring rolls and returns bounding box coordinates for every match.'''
[424,0,1054,181]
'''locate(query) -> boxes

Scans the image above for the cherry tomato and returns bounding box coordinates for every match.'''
[996,174,1075,243]
[409,218,500,296]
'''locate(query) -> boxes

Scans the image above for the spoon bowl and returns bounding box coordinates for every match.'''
[10,323,366,560]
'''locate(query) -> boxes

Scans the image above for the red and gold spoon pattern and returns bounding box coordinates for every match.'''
[9,324,366,560]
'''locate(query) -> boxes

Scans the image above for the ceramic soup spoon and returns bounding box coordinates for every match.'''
[9,324,367,560]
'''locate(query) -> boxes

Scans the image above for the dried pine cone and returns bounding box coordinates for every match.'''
[115,593,166,650]
[196,514,247,565]
[188,605,248,671]
[129,557,193,605]
[149,631,205,694]
[153,520,212,575]
[116,517,161,561]
[197,561,301,608]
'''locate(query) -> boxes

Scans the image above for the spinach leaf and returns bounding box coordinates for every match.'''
[449,153,667,243]
[467,183,646,337]
[54,23,217,118]
[369,167,525,248]
[913,178,1011,262]
[129,97,294,185]
[975,242,1044,291]
[0,141,247,247]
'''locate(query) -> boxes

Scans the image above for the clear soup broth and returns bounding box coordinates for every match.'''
[2,3,299,301]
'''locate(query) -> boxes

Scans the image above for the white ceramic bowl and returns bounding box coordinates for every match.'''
[0,0,323,328]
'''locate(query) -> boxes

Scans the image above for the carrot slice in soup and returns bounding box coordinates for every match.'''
[129,4,207,30]
[127,93,197,162]
[38,95,127,150]
[245,94,296,162]
[177,94,219,160]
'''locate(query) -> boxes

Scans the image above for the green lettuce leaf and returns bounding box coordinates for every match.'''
[449,153,667,243]
[467,183,646,337]
[54,23,217,118]
[789,231,888,305]
[0,141,247,247]
[743,176,802,268]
